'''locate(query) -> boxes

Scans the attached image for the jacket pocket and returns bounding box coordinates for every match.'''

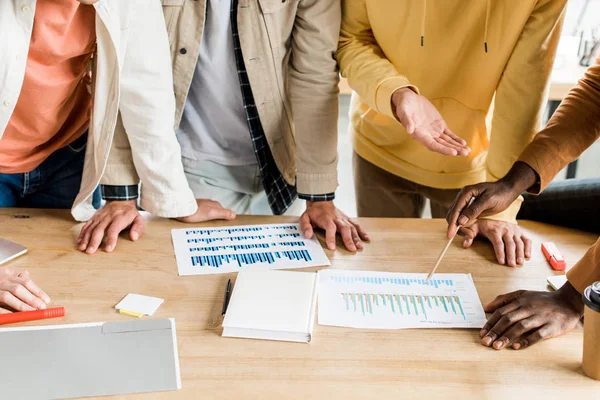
[258,0,298,14]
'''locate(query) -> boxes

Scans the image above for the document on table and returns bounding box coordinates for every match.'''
[171,223,331,276]
[318,270,487,329]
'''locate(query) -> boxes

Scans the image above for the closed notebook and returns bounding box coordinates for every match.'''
[222,270,318,343]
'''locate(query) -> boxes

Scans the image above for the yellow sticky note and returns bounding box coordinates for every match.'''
[118,309,144,318]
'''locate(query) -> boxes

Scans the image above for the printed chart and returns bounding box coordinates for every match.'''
[318,270,486,329]
[171,224,330,275]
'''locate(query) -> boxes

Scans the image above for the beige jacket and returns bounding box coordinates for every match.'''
[105,0,341,195]
[0,0,198,221]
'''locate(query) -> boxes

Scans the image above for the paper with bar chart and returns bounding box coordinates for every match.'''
[318,270,486,329]
[171,224,330,275]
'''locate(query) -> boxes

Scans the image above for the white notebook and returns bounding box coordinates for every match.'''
[222,270,318,343]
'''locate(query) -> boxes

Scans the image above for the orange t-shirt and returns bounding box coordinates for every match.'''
[0,1,96,174]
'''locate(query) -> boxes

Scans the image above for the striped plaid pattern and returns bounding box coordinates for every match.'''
[101,185,139,201]
[230,0,333,215]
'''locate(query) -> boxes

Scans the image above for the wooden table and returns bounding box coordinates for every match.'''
[1,209,599,399]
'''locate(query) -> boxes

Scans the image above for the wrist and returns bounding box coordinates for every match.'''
[107,199,136,206]
[499,162,538,195]
[391,87,417,116]
[306,200,333,208]
[557,281,585,317]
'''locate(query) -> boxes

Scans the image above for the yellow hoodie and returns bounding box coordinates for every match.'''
[337,0,567,221]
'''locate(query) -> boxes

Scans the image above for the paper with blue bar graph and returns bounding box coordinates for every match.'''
[171,223,330,276]
[317,270,486,329]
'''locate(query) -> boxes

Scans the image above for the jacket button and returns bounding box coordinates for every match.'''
[179,48,187,55]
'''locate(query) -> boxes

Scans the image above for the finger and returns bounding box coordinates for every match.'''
[349,224,363,250]
[481,300,523,337]
[336,221,356,252]
[440,133,470,157]
[515,235,525,266]
[457,194,491,229]
[4,280,47,310]
[0,307,11,314]
[446,188,478,237]
[442,127,467,146]
[494,316,543,350]
[481,308,530,347]
[435,136,470,158]
[435,135,469,153]
[206,205,236,221]
[459,226,476,248]
[86,221,110,254]
[425,137,458,156]
[488,232,505,265]
[503,234,517,267]
[104,215,131,253]
[512,325,553,350]
[14,276,50,305]
[325,222,337,251]
[350,219,370,241]
[299,213,314,239]
[79,220,99,251]
[129,215,145,242]
[0,289,36,312]
[77,220,94,244]
[483,291,525,314]
[523,236,532,260]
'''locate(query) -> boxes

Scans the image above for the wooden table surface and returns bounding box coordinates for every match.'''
[1,209,599,399]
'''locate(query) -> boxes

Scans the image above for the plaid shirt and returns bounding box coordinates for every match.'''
[101,0,335,214]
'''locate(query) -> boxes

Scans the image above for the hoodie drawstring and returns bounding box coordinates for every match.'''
[421,0,426,47]
[484,0,490,53]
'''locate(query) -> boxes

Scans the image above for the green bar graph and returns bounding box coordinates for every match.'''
[340,293,466,320]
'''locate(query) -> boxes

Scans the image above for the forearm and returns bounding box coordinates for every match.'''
[291,0,340,196]
[519,58,600,193]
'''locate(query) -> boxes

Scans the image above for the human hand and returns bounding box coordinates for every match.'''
[391,88,470,156]
[480,282,583,350]
[176,199,236,223]
[0,267,51,313]
[299,201,369,252]
[460,220,532,267]
[446,162,538,238]
[78,200,144,254]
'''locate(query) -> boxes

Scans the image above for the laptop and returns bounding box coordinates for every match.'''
[0,238,27,265]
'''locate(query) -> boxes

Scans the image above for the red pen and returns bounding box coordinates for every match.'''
[541,242,567,271]
[0,307,65,326]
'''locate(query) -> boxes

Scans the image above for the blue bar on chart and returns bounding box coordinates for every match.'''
[187,233,301,244]
[185,225,298,236]
[189,241,306,252]
[329,275,455,289]
[190,250,313,268]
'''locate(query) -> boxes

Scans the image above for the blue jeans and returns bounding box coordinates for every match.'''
[518,178,600,234]
[0,133,101,209]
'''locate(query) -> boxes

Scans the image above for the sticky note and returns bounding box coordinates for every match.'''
[115,294,164,317]
[118,309,144,318]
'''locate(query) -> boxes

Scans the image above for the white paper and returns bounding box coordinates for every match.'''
[115,294,164,316]
[318,270,487,329]
[547,275,567,291]
[171,223,331,276]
